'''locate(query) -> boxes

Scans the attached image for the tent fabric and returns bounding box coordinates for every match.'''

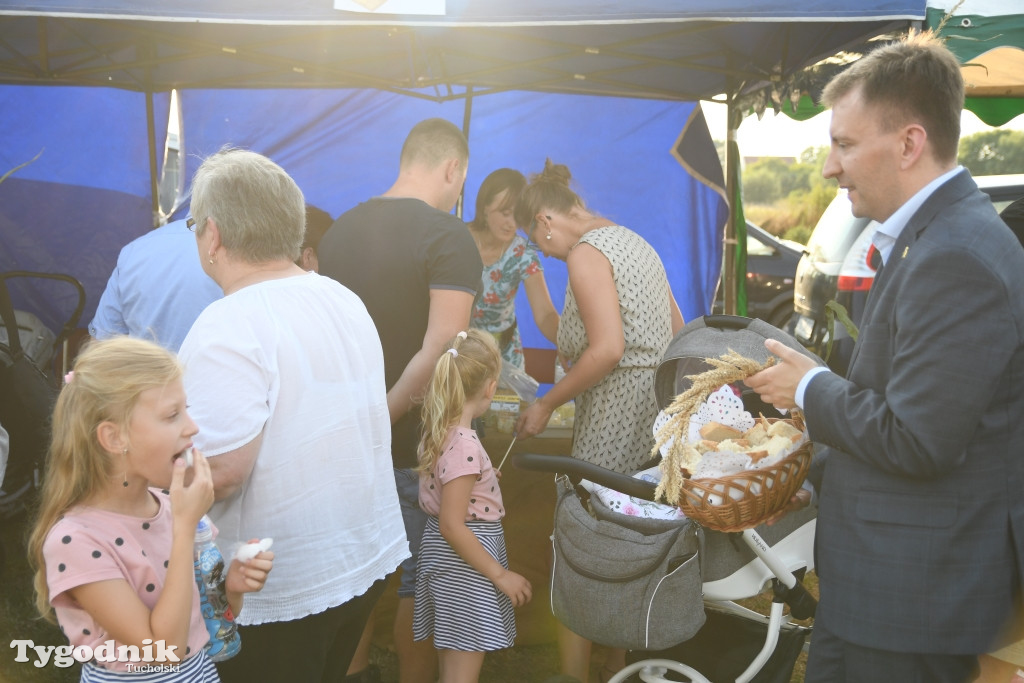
[1,85,725,347]
[672,104,731,313]
[0,0,928,336]
[966,94,1024,128]
[0,1,926,24]
[0,2,923,103]
[176,88,729,350]
[928,1,1024,126]
[0,86,167,333]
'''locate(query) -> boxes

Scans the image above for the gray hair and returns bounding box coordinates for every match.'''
[189,147,305,263]
[400,118,469,170]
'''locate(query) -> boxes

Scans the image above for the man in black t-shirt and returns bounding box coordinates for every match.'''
[318,118,481,683]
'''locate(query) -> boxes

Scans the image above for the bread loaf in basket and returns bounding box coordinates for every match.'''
[653,350,811,532]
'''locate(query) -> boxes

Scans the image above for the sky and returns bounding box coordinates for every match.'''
[701,101,1024,159]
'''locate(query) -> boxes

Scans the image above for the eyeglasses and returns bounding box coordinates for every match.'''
[186,216,205,233]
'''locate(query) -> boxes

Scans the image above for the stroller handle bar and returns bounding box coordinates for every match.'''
[701,313,753,330]
[510,453,659,500]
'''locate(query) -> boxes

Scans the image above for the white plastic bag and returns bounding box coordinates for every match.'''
[499,360,539,403]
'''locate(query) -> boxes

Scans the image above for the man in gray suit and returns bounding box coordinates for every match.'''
[747,32,1024,682]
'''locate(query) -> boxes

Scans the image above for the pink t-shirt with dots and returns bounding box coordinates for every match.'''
[419,427,505,521]
[43,489,210,671]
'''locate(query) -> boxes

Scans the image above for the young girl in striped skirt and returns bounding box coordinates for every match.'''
[413,329,532,683]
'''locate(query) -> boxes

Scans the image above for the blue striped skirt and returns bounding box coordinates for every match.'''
[412,515,516,651]
[81,649,218,682]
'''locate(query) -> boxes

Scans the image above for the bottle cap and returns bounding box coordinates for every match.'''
[195,515,213,541]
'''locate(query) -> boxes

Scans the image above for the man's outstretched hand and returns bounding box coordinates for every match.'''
[745,339,818,411]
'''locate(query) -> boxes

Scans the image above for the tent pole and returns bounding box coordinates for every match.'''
[145,90,160,230]
[456,86,474,221]
[724,99,749,318]
[724,99,738,315]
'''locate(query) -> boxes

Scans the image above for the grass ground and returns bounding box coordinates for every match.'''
[2,505,81,683]
[2,497,817,683]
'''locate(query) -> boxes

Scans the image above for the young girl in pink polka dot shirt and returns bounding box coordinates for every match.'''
[27,337,273,681]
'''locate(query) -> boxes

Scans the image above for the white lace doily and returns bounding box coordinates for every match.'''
[691,450,751,479]
[688,384,755,440]
[653,383,757,459]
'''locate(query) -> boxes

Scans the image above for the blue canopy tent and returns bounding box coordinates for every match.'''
[0,0,926,348]
[176,88,728,353]
[0,85,723,352]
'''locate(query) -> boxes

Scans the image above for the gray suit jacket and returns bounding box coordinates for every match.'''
[805,170,1024,653]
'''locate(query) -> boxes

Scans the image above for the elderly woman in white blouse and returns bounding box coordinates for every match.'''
[178,148,408,683]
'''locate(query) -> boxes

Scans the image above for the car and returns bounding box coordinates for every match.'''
[791,174,1024,374]
[714,222,802,329]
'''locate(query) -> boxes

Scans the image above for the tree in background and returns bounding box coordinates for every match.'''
[958,129,1024,177]
[740,145,836,244]
[744,157,802,204]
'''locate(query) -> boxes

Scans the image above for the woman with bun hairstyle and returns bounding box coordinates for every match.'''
[467,168,559,370]
[513,159,684,683]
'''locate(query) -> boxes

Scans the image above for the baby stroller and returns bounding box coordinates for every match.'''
[512,315,823,683]
[0,270,86,519]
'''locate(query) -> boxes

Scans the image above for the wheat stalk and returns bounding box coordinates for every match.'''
[653,350,775,505]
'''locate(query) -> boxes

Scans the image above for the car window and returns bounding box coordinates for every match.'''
[747,230,776,257]
[804,192,871,264]
[977,176,1024,216]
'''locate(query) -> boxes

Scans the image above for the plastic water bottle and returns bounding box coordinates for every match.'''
[193,515,241,661]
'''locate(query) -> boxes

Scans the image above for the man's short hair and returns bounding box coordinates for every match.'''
[399,118,469,170]
[303,205,334,252]
[821,31,964,163]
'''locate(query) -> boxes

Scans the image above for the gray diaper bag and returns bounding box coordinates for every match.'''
[550,476,705,651]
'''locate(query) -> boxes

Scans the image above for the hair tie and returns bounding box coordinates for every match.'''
[64,371,75,385]
[456,331,468,340]
[447,348,459,358]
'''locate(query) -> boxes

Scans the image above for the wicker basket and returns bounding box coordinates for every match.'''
[676,417,811,532]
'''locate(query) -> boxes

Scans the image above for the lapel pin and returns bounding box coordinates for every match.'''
[901,245,909,259]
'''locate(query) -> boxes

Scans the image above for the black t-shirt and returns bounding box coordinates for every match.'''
[318,197,483,467]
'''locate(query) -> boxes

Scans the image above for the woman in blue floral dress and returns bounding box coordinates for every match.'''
[468,169,559,370]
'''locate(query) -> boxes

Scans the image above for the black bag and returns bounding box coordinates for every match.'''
[0,272,85,512]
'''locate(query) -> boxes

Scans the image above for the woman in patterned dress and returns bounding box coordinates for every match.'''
[468,168,559,370]
[513,159,684,683]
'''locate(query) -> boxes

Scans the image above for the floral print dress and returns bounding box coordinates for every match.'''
[471,233,543,369]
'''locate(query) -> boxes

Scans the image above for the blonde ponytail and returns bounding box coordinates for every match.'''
[418,330,501,473]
